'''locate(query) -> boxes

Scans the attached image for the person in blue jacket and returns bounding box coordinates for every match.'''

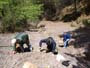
[39,37,56,53]
[11,32,32,54]
[63,32,71,48]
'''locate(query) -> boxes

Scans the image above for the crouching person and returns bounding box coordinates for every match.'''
[39,37,58,54]
[11,32,32,54]
[63,32,71,48]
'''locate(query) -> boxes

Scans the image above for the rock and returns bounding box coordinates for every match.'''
[56,54,66,62]
[22,61,38,68]
[62,60,70,67]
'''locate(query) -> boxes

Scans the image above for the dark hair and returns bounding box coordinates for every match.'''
[47,37,53,45]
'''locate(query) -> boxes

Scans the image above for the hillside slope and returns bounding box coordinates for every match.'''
[0,21,90,68]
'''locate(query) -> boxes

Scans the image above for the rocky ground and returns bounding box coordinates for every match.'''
[0,21,89,68]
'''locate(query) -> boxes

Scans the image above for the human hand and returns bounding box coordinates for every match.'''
[13,51,16,54]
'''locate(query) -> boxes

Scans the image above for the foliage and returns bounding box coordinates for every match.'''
[0,0,43,32]
[83,19,90,27]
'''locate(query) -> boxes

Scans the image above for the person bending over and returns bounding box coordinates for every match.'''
[11,32,32,54]
[63,32,71,48]
[39,37,57,54]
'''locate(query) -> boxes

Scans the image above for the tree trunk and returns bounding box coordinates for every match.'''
[74,0,77,12]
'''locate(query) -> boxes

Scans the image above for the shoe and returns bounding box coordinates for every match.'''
[63,47,66,48]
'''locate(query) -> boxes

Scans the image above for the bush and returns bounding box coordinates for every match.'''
[82,19,90,27]
[0,0,43,32]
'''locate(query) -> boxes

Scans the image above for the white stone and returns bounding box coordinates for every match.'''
[11,39,16,45]
[56,54,66,62]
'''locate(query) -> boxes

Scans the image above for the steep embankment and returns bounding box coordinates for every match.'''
[0,21,90,68]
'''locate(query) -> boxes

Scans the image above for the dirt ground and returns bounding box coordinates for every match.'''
[0,21,88,68]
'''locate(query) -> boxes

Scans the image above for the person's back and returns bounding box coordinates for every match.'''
[15,32,28,43]
[39,37,56,53]
[46,37,55,46]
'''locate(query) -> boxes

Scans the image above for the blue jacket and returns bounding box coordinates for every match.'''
[63,33,71,41]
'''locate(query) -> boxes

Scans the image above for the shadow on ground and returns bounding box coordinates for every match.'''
[72,27,90,48]
[65,26,90,68]
[65,53,90,68]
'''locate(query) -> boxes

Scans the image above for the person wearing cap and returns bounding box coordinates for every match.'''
[11,32,32,54]
[63,32,71,48]
[39,37,57,54]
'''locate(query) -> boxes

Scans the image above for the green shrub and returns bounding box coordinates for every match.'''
[83,19,90,26]
[0,0,43,32]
